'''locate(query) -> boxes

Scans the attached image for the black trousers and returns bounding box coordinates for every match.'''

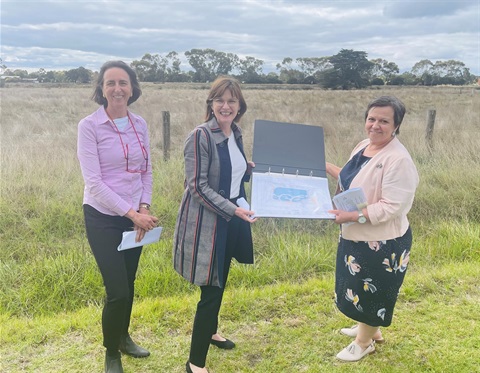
[83,204,142,351]
[189,215,241,367]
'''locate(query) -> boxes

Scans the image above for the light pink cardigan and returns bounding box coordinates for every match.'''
[340,137,419,241]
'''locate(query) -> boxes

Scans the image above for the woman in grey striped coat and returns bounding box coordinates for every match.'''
[173,76,257,373]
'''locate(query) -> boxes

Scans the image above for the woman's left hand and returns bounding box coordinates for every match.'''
[234,207,258,223]
[135,206,151,242]
[246,161,256,175]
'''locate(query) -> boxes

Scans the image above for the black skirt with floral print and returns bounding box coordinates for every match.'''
[335,227,412,327]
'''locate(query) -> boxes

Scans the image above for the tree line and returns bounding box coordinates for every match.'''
[1,49,477,89]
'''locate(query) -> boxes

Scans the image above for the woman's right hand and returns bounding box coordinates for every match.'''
[126,208,159,231]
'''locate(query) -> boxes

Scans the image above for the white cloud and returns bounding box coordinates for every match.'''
[1,0,478,74]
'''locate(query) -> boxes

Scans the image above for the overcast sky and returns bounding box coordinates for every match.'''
[1,0,479,75]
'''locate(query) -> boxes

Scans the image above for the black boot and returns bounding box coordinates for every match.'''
[105,351,123,373]
[119,334,150,358]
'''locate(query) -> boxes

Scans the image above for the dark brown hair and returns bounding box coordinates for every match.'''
[92,61,142,107]
[205,76,247,122]
[364,95,406,135]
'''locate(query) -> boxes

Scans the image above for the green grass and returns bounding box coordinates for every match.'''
[2,260,479,373]
[1,159,479,373]
[1,85,479,372]
[1,218,479,372]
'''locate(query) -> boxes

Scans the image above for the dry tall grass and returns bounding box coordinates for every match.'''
[1,84,479,249]
[1,84,479,205]
[1,84,479,372]
[1,83,479,315]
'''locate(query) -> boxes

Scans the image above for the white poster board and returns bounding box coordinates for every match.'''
[250,172,335,219]
[251,120,335,219]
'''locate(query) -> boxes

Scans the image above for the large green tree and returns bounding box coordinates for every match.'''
[411,59,434,85]
[276,57,304,84]
[236,56,264,83]
[431,60,474,85]
[131,52,191,82]
[65,67,91,84]
[322,49,373,89]
[3,68,29,78]
[131,53,168,82]
[369,58,400,84]
[184,48,239,82]
[296,57,331,83]
[165,51,189,82]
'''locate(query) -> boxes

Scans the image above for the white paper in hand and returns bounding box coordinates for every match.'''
[117,227,162,251]
[332,187,367,212]
[236,197,256,219]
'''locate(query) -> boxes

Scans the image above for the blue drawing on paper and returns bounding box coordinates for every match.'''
[273,187,308,202]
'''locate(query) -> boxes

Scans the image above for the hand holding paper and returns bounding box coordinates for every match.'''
[118,227,163,251]
[332,187,367,212]
[330,188,367,226]
[236,197,257,221]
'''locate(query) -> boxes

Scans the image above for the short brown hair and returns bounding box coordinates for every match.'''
[205,76,247,122]
[364,95,406,135]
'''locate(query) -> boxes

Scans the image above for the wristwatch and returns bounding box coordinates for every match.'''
[357,211,367,224]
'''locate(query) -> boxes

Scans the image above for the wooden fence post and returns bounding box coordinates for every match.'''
[162,111,170,161]
[425,109,436,150]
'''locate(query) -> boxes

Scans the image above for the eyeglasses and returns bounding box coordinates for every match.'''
[108,113,149,174]
[125,144,148,173]
[212,98,239,106]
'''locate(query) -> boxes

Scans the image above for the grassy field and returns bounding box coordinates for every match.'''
[1,83,479,372]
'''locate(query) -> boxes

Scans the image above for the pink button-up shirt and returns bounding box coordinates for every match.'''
[77,106,152,216]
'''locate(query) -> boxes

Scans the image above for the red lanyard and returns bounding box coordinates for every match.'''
[107,112,148,162]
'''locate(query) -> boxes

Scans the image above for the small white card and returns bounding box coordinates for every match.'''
[117,227,163,251]
[236,197,256,219]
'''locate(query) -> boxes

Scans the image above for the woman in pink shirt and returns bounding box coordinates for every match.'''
[77,61,158,373]
[327,96,419,362]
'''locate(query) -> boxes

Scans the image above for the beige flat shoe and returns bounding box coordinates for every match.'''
[340,325,385,343]
[336,341,375,362]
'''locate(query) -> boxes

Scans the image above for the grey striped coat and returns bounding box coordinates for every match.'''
[173,118,254,287]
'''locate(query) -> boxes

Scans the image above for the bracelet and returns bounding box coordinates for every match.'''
[139,203,150,210]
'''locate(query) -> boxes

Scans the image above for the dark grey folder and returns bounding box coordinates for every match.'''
[252,119,327,177]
